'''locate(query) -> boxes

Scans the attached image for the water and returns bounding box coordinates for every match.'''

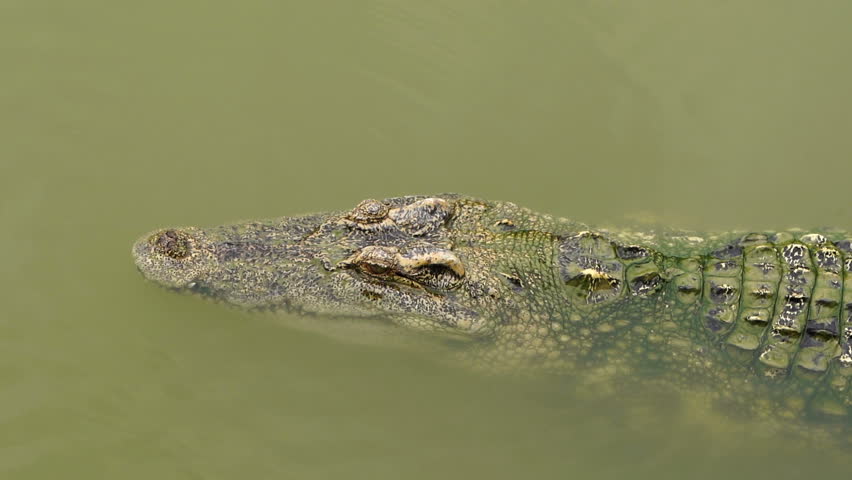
[3,1,852,478]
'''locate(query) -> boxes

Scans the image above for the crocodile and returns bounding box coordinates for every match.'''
[132,194,852,431]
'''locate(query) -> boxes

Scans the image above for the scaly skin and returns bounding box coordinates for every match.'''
[132,194,852,433]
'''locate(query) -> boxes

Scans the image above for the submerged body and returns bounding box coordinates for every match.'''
[133,194,852,432]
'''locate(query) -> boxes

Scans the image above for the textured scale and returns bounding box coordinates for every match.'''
[559,231,852,374]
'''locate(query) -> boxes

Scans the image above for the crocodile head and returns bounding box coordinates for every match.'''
[132,195,553,337]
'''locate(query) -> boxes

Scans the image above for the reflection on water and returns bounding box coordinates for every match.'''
[3,0,852,478]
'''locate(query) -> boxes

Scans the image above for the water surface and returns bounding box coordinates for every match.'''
[3,1,852,478]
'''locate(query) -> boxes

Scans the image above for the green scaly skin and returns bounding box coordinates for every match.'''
[132,194,852,435]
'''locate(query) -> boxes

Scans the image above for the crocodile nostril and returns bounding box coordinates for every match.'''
[151,229,191,259]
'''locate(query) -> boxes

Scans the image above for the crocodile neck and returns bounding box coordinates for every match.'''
[450,226,849,419]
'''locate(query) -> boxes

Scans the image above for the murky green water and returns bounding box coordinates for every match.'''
[3,1,852,478]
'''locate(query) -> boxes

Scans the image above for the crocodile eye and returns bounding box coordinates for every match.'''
[340,245,465,290]
[349,199,389,224]
[410,263,464,290]
[150,229,191,259]
[387,197,454,236]
[362,263,392,275]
